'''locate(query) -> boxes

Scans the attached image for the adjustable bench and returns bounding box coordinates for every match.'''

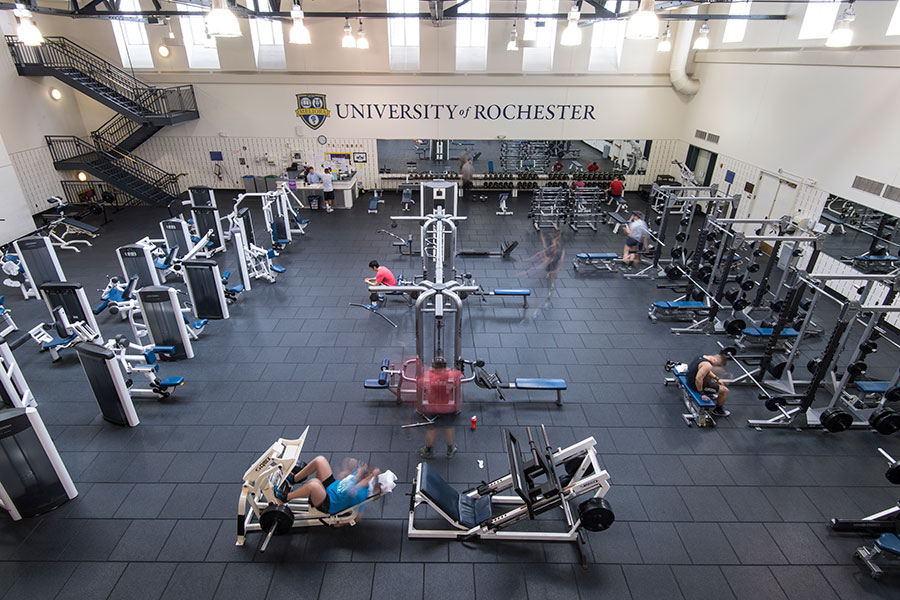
[665,363,717,427]
[844,254,900,274]
[736,327,799,352]
[368,197,379,214]
[857,532,900,579]
[648,300,710,322]
[741,327,800,338]
[855,381,891,394]
[62,218,99,237]
[606,211,628,233]
[820,213,846,234]
[573,252,620,273]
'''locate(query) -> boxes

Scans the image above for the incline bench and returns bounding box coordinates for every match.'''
[648,300,710,322]
[605,211,628,233]
[665,362,718,427]
[574,252,620,273]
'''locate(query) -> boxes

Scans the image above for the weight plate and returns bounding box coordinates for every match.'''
[747,263,761,273]
[579,498,615,532]
[259,503,295,535]
[869,408,900,435]
[740,280,756,291]
[732,299,749,311]
[724,319,746,337]
[807,359,821,375]
[675,232,687,242]
[821,407,853,433]
[887,463,900,485]
[885,386,900,404]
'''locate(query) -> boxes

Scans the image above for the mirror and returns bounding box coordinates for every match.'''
[819,195,900,273]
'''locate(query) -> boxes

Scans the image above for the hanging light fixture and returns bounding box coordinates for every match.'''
[206,0,241,38]
[13,4,44,46]
[560,4,582,46]
[657,23,671,52]
[625,0,658,40]
[692,22,710,50]
[826,5,856,48]
[165,17,176,39]
[341,18,355,47]
[507,21,519,51]
[289,2,311,44]
[356,20,369,49]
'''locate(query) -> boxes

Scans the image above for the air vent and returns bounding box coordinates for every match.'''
[706,133,720,144]
[695,130,707,140]
[852,175,885,196]
[883,185,900,203]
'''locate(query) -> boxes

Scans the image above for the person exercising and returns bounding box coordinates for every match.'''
[364,260,396,310]
[685,352,731,417]
[623,211,649,267]
[275,455,382,514]
[608,175,624,205]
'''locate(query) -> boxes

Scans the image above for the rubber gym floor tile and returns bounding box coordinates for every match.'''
[51,424,103,451]
[677,486,738,522]
[523,564,581,600]
[622,565,685,600]
[160,425,213,452]
[59,518,131,561]
[717,456,778,486]
[761,488,825,522]
[601,454,653,485]
[610,427,657,454]
[1,561,77,600]
[371,563,424,600]
[156,519,221,562]
[423,564,474,600]
[671,566,736,600]
[159,483,219,519]
[630,522,691,564]
[474,563,528,599]
[719,523,788,565]
[65,482,133,518]
[161,452,217,483]
[213,563,276,600]
[718,486,783,522]
[56,450,99,479]
[318,562,375,600]
[641,455,694,486]
[646,430,700,457]
[114,482,176,519]
[55,561,128,600]
[109,519,176,561]
[679,456,736,487]
[13,517,81,561]
[721,566,789,600]
[635,486,693,522]
[765,523,837,565]
[163,562,226,600]
[769,566,841,600]
[573,564,632,600]
[675,523,741,565]
[265,562,326,600]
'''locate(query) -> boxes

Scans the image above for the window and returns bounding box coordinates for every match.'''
[888,1,900,35]
[178,2,220,69]
[110,0,154,69]
[456,0,489,71]
[388,0,420,70]
[247,0,286,69]
[722,1,751,43]
[798,0,841,40]
[588,1,626,71]
[522,0,558,72]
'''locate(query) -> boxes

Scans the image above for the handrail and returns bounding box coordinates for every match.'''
[6,36,197,117]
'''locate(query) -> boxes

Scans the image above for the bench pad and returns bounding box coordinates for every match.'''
[821,214,843,224]
[514,378,567,390]
[607,212,627,223]
[876,533,900,556]
[854,381,891,393]
[576,253,619,260]
[742,327,799,338]
[674,373,717,408]
[493,289,531,296]
[652,301,706,309]
[420,463,491,528]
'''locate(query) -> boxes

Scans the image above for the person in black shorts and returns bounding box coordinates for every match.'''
[685,352,731,417]
[274,455,382,514]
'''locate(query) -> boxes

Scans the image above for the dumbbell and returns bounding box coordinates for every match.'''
[876,448,900,482]
[870,409,900,436]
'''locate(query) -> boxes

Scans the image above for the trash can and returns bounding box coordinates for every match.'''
[265,175,278,192]
[242,175,257,193]
[309,195,320,210]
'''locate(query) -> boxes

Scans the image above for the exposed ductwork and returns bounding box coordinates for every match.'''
[669,6,701,96]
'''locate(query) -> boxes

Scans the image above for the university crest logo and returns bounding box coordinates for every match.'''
[295,94,330,130]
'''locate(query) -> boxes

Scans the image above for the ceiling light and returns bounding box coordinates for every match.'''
[356,20,368,49]
[626,0,659,40]
[341,18,355,48]
[158,44,170,57]
[657,24,671,52]
[206,0,241,38]
[507,23,519,51]
[826,6,855,48]
[49,88,62,101]
[692,22,710,50]
[77,172,87,182]
[289,4,311,44]
[14,4,44,46]
[560,5,582,46]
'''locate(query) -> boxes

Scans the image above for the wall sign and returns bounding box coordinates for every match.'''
[296,94,330,130]
[353,152,367,163]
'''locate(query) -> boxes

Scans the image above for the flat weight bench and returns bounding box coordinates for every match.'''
[648,300,710,322]
[419,462,492,529]
[491,288,530,307]
[820,213,846,234]
[507,378,567,406]
[855,381,891,394]
[741,327,800,339]
[574,253,620,273]
[368,197,379,214]
[857,532,900,579]
[665,366,717,427]
[606,211,628,234]
[62,218,99,236]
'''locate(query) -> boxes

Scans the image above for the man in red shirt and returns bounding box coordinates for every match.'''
[587,161,600,173]
[364,260,396,309]
[608,176,624,204]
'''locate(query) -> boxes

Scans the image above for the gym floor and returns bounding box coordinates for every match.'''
[1,190,899,600]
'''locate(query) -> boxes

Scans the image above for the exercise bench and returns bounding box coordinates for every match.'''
[648,300,710,322]
[605,211,628,234]
[573,252,620,273]
[737,327,799,351]
[664,361,718,427]
[820,213,846,234]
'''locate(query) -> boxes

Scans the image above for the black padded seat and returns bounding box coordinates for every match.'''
[420,463,491,528]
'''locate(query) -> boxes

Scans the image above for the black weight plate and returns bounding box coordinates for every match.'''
[259,504,295,535]
[821,407,853,433]
[887,463,900,485]
[675,232,687,242]
[740,280,756,291]
[579,498,615,532]
[724,319,746,336]
[807,359,821,375]
[885,386,900,404]
[747,263,761,273]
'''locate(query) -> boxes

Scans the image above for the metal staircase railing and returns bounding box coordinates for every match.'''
[6,36,197,118]
[46,135,180,203]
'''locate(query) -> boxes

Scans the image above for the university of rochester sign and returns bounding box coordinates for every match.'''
[334,103,596,121]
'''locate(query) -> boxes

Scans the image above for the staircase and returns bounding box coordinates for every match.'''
[6,35,199,208]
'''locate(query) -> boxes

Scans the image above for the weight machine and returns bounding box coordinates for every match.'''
[27,283,103,362]
[408,425,614,567]
[128,286,199,360]
[7,235,66,300]
[229,209,286,289]
[40,196,100,252]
